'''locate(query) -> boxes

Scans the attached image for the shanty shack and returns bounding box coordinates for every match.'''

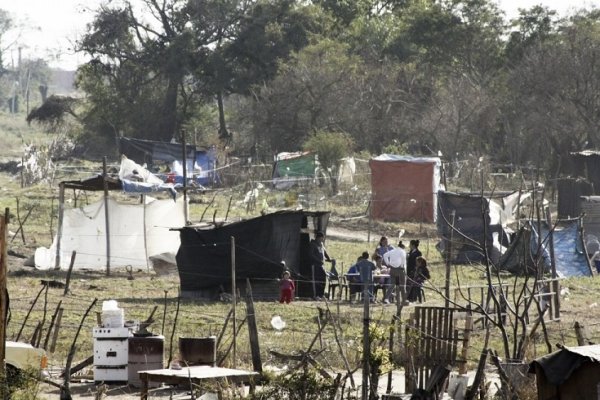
[529,345,600,400]
[176,210,330,299]
[369,154,442,223]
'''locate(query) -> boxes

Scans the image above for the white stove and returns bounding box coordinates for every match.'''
[93,327,130,382]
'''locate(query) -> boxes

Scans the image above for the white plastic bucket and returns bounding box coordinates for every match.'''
[103,308,124,328]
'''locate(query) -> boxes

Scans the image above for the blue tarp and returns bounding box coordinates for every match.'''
[499,219,592,277]
[537,220,591,277]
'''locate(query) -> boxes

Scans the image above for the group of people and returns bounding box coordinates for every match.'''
[277,231,430,304]
[348,236,430,304]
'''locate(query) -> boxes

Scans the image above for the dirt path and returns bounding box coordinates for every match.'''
[327,227,371,242]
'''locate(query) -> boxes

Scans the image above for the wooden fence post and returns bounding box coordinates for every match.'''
[245,279,262,373]
[0,210,8,389]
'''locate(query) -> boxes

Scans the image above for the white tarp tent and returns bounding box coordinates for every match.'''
[35,196,185,270]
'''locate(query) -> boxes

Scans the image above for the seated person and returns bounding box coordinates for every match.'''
[346,258,363,300]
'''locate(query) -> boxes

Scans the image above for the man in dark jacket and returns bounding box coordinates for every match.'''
[309,231,333,299]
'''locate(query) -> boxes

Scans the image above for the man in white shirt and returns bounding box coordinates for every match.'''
[382,241,409,305]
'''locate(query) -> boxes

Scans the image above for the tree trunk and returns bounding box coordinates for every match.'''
[217,91,230,141]
[156,73,181,142]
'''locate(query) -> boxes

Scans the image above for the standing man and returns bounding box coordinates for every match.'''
[309,231,333,300]
[383,241,409,305]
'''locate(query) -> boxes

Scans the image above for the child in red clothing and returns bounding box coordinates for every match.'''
[279,271,295,303]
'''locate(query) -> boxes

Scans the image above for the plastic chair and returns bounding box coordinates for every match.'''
[327,275,340,300]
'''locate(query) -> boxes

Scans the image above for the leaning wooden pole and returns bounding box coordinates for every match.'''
[181,136,189,224]
[231,236,237,369]
[445,210,456,308]
[102,157,111,276]
[54,182,65,270]
[545,207,560,316]
[15,283,47,342]
[61,298,97,400]
[361,275,371,400]
[63,251,76,296]
[0,210,8,387]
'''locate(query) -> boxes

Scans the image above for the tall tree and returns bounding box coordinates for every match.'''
[76,0,322,149]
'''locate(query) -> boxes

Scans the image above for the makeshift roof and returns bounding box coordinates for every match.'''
[61,175,122,191]
[529,345,600,386]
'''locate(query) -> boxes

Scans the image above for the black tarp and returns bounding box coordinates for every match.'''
[176,210,329,297]
[569,151,600,195]
[557,177,593,219]
[437,191,496,263]
[62,175,122,191]
[529,345,600,385]
[119,137,196,166]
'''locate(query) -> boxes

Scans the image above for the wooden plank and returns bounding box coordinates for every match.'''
[437,307,445,363]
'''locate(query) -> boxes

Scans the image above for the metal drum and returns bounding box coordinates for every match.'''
[178,336,216,366]
[128,335,164,388]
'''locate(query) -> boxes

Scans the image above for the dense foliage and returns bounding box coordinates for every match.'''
[8,0,600,177]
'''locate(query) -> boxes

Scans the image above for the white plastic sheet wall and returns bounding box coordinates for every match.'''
[35,197,185,270]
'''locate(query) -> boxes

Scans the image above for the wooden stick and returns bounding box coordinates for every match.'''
[167,293,181,367]
[231,236,236,368]
[63,251,76,295]
[181,137,189,224]
[16,282,47,342]
[216,308,234,351]
[54,183,65,270]
[0,211,7,396]
[386,317,395,394]
[162,290,168,335]
[225,195,233,222]
[49,308,63,353]
[36,284,49,347]
[60,356,93,378]
[217,317,247,367]
[43,300,63,350]
[459,309,474,375]
[30,321,42,346]
[10,200,34,244]
[49,195,55,239]
[102,157,111,276]
[61,298,97,400]
[325,303,356,388]
[200,193,217,222]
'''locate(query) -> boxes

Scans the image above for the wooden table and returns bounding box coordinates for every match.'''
[138,366,259,399]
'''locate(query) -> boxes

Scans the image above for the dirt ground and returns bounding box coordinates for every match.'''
[36,369,500,399]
